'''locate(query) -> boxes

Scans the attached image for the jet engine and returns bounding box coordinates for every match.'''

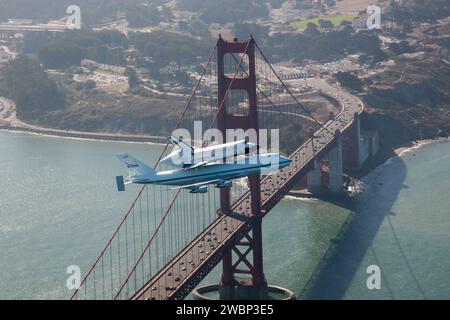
[190,185,208,194]
[215,181,233,189]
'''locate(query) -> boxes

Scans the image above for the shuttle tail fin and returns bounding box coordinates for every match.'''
[169,136,194,153]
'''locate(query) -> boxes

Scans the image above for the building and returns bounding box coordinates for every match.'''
[81,59,126,74]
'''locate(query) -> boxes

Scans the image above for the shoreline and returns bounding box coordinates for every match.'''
[393,137,449,157]
[353,136,449,181]
[1,122,448,181]
[286,136,450,200]
[0,123,168,145]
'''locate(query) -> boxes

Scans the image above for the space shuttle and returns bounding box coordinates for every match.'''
[160,136,259,169]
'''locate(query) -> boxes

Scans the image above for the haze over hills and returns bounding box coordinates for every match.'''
[0,0,449,148]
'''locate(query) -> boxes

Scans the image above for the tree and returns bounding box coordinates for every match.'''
[84,80,96,91]
[174,71,191,86]
[177,0,268,24]
[269,0,285,9]
[388,41,413,55]
[340,20,353,30]
[319,19,334,29]
[187,20,211,39]
[304,22,320,36]
[333,72,364,92]
[31,30,128,68]
[129,31,209,67]
[0,55,65,120]
[38,40,84,69]
[234,22,269,40]
[126,3,163,28]
[126,67,139,89]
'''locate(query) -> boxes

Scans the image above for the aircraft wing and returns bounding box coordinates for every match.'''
[170,179,222,190]
[183,161,209,170]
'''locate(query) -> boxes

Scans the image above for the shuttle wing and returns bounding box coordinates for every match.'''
[183,161,209,170]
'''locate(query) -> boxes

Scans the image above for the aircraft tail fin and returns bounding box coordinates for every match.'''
[117,153,156,178]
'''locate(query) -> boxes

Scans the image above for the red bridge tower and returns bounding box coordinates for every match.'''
[216,36,268,299]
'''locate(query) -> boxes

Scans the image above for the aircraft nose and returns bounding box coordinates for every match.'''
[280,156,292,166]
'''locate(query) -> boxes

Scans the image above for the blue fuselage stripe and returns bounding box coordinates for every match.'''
[133,161,289,186]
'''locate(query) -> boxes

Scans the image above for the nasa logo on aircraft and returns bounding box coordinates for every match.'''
[126,162,139,168]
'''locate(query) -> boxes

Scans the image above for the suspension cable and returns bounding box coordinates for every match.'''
[153,41,219,169]
[228,52,318,130]
[114,40,252,299]
[114,188,182,300]
[70,41,218,300]
[69,185,147,299]
[203,40,252,145]
[254,40,333,135]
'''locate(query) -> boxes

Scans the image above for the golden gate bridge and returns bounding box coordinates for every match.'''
[69,36,363,300]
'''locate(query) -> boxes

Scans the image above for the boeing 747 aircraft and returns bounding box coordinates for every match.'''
[116,152,291,194]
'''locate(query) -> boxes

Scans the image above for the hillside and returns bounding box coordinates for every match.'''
[362,24,450,140]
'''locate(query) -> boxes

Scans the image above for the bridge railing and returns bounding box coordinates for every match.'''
[70,41,220,300]
[71,39,253,300]
[71,37,348,300]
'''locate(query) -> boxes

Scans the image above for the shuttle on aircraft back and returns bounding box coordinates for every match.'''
[160,136,259,169]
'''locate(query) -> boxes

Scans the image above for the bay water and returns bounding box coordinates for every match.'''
[0,131,448,299]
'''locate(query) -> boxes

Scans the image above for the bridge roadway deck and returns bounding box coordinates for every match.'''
[132,83,363,300]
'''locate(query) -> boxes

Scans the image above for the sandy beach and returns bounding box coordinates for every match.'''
[394,137,450,157]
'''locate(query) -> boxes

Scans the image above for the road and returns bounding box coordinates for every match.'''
[0,97,14,122]
[0,96,167,144]
[131,79,364,300]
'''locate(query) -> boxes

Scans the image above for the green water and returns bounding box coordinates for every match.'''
[342,143,450,299]
[0,131,449,299]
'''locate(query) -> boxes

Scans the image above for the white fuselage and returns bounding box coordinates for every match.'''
[161,140,258,168]
[130,154,291,186]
